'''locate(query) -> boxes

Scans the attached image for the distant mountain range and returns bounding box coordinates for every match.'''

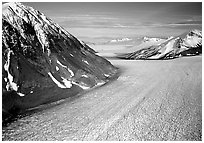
[117,29,202,60]
[2,2,118,118]
[142,36,164,43]
[109,38,132,43]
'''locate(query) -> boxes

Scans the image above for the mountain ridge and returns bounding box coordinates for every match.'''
[2,2,118,118]
[117,29,202,60]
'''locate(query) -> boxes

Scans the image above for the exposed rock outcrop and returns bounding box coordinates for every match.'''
[2,2,118,118]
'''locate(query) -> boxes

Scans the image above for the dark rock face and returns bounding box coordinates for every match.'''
[2,2,118,117]
[117,30,202,60]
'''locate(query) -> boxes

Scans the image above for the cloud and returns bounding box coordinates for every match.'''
[51,13,202,31]
[173,20,201,25]
[50,14,121,28]
[166,20,202,27]
[51,14,118,21]
[136,20,202,29]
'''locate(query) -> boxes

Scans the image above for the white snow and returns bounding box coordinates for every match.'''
[167,36,174,40]
[163,38,177,54]
[47,48,51,56]
[143,37,163,42]
[34,23,49,53]
[182,35,201,47]
[72,80,105,90]
[2,2,16,14]
[56,60,74,77]
[110,38,132,43]
[72,81,90,90]
[4,78,7,82]
[110,40,117,43]
[180,45,188,50]
[147,54,161,59]
[56,60,67,68]
[192,29,202,37]
[6,84,9,91]
[4,50,19,91]
[56,66,59,71]
[78,39,86,47]
[104,74,110,77]
[67,68,74,77]
[40,14,50,25]
[83,60,89,65]
[48,72,72,88]
[17,92,25,96]
[61,77,72,88]
[81,74,89,78]
[48,72,67,88]
[96,81,105,86]
[148,38,178,59]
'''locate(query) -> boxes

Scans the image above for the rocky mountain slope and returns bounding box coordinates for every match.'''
[117,30,202,60]
[2,2,118,118]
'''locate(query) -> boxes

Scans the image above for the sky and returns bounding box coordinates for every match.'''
[22,2,202,39]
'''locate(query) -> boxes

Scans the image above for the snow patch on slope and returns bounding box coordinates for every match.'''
[104,74,110,77]
[81,75,89,78]
[72,81,90,90]
[56,60,74,77]
[56,66,59,71]
[148,38,179,59]
[48,72,69,88]
[163,38,178,54]
[17,92,25,97]
[83,60,89,65]
[61,77,72,88]
[4,49,18,91]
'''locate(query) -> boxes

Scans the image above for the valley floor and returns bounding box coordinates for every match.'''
[2,56,202,141]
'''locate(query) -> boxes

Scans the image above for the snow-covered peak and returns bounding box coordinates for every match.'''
[2,2,76,53]
[181,29,202,47]
[190,29,202,38]
[117,29,202,60]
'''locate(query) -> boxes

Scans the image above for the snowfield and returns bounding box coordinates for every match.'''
[3,56,202,141]
[2,2,202,141]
